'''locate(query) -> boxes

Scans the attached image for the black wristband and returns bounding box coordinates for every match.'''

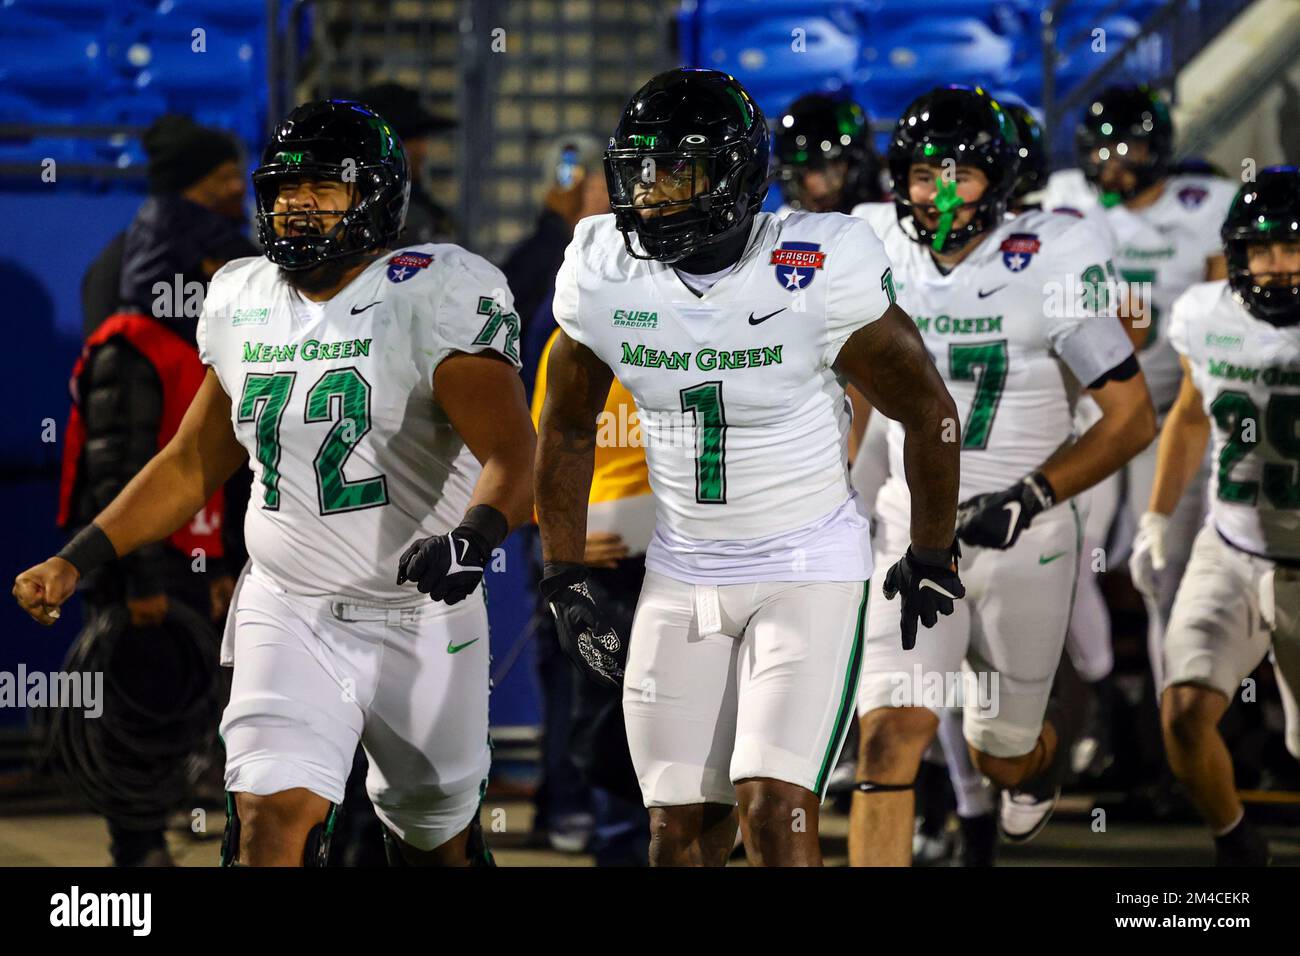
[540,560,588,599]
[910,540,958,568]
[57,523,118,578]
[1026,471,1058,508]
[457,504,509,552]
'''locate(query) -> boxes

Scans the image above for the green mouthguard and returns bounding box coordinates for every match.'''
[932,177,965,252]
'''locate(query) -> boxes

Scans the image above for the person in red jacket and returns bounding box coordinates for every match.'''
[58,115,257,866]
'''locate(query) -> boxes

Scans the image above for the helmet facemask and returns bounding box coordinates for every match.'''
[887,87,1020,256]
[1225,238,1300,327]
[892,162,1009,255]
[1221,168,1300,327]
[254,159,401,271]
[605,140,761,263]
[1078,134,1167,206]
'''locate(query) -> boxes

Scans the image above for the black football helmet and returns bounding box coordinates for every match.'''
[1004,102,1046,206]
[604,69,769,263]
[888,85,1020,254]
[253,99,410,270]
[1222,166,1300,327]
[1075,85,1173,204]
[774,92,883,212]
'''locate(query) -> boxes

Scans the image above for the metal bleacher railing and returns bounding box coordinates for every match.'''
[268,0,675,261]
[1039,0,1256,168]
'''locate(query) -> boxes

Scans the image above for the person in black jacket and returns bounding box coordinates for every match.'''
[503,134,610,853]
[504,133,610,396]
[356,83,459,246]
[67,115,257,866]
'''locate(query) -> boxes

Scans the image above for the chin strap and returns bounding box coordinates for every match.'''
[931,178,965,252]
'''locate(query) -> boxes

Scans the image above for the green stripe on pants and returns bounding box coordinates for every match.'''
[814,581,869,796]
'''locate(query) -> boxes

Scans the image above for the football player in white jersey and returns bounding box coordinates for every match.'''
[12,101,537,866]
[1130,167,1300,866]
[535,69,965,867]
[849,86,1156,865]
[1046,86,1237,688]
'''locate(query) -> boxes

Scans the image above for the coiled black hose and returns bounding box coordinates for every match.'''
[36,601,221,828]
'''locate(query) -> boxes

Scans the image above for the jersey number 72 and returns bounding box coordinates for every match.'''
[238,368,390,515]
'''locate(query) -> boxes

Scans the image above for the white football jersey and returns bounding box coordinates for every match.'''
[851,203,1134,526]
[1169,281,1300,559]
[197,245,522,602]
[1044,169,1237,410]
[552,211,894,581]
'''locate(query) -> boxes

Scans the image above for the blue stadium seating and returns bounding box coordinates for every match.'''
[681,0,1175,123]
[0,0,265,188]
[0,0,114,29]
[860,0,1027,35]
[858,17,1015,114]
[694,1,864,112]
[151,0,267,32]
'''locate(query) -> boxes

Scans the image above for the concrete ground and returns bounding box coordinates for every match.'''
[2,794,1296,867]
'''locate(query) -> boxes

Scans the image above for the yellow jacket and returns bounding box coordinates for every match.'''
[531,327,652,506]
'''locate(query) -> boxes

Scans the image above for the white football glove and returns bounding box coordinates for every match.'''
[1129,511,1170,600]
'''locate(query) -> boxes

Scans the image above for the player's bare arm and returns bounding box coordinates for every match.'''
[395,351,536,604]
[1037,364,1157,501]
[1146,356,1211,516]
[845,384,872,463]
[834,301,960,551]
[533,329,624,687]
[434,351,536,529]
[13,368,246,625]
[1128,357,1211,597]
[1120,283,1153,351]
[836,300,964,650]
[535,330,615,563]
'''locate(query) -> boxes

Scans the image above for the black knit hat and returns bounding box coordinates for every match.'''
[143,115,241,194]
[356,83,457,139]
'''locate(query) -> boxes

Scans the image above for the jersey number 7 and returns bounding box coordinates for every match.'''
[238,368,390,515]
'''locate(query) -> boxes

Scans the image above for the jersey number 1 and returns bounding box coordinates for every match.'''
[681,381,727,503]
[238,368,390,515]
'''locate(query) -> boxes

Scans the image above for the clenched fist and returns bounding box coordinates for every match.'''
[12,557,79,626]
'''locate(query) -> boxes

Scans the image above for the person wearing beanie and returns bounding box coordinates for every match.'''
[65,115,258,865]
[356,83,458,244]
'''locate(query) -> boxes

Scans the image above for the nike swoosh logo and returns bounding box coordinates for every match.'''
[977,285,1007,299]
[1039,551,1068,565]
[1001,501,1021,547]
[447,638,480,654]
[748,308,787,325]
[918,580,958,599]
[350,301,381,314]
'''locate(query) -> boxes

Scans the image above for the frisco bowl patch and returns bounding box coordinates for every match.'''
[771,242,825,290]
[1000,233,1040,272]
[387,251,434,282]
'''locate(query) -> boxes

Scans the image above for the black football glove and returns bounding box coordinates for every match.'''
[540,562,625,689]
[396,526,492,605]
[955,472,1057,550]
[882,542,966,651]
